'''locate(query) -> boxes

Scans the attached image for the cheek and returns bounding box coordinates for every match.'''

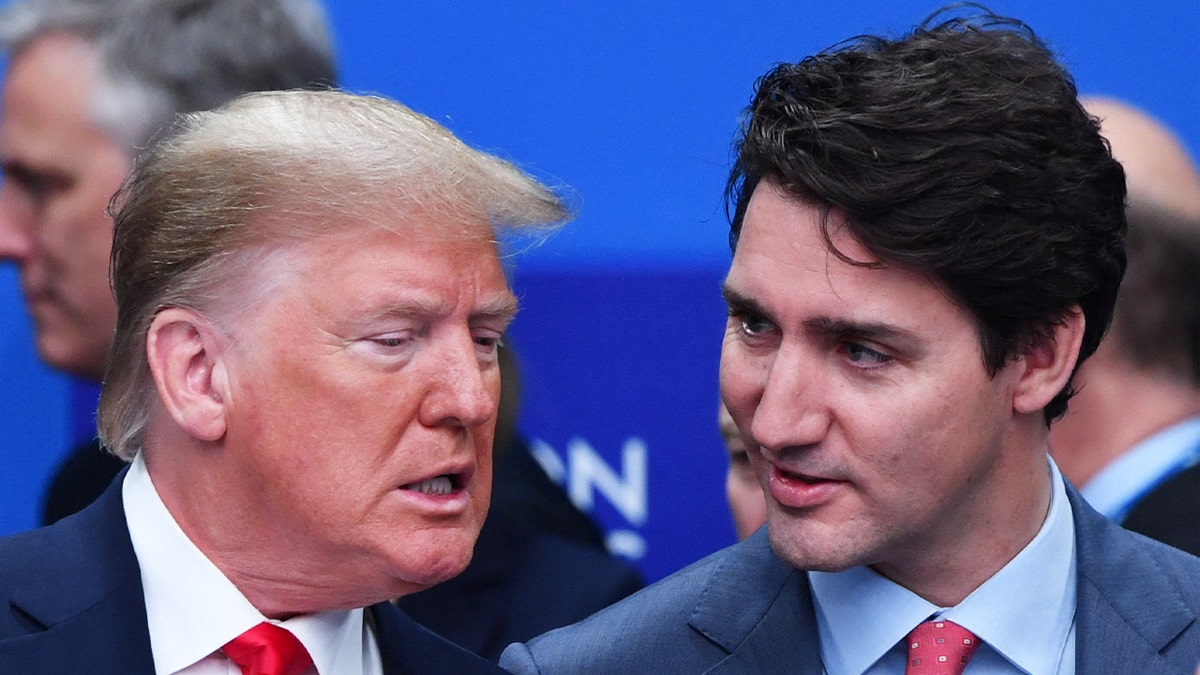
[720,352,760,419]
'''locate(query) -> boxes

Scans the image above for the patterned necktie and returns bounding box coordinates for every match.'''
[903,619,980,675]
[221,622,314,675]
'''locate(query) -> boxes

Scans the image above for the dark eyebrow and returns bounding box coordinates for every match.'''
[721,285,770,319]
[804,317,919,345]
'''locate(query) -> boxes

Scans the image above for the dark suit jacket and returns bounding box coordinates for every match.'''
[0,474,504,674]
[1123,462,1200,556]
[397,506,644,661]
[501,485,1200,674]
[41,437,125,526]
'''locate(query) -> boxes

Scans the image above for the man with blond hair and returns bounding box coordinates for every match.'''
[0,89,566,674]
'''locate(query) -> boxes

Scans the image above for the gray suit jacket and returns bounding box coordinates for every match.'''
[500,486,1200,674]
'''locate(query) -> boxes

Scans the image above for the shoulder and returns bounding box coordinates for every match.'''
[0,482,134,614]
[0,482,152,673]
[1072,484,1200,590]
[500,532,797,674]
[1071,487,1200,670]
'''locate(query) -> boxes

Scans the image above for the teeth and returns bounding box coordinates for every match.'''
[405,475,453,495]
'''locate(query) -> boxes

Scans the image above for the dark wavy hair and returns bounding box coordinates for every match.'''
[726,6,1126,423]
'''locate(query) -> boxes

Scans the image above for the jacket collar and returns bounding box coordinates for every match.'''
[687,528,824,674]
[684,484,1200,674]
[1069,483,1200,673]
[2,468,154,673]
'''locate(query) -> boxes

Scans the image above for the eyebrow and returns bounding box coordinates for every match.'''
[367,291,519,326]
[722,285,771,320]
[802,317,919,345]
[722,284,920,345]
[471,293,520,325]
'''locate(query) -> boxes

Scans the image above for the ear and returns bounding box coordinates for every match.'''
[146,307,230,442]
[1012,307,1086,415]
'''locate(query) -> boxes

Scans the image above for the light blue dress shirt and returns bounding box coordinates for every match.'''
[810,459,1077,674]
[1081,415,1200,522]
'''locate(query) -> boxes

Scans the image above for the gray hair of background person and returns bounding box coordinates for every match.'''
[1116,203,1200,386]
[724,7,1126,424]
[0,0,336,151]
[97,89,569,460]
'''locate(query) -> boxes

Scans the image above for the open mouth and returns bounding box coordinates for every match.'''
[779,468,828,485]
[400,474,462,496]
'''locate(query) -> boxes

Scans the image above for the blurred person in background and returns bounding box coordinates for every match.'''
[718,400,766,541]
[0,0,337,525]
[1050,97,1200,556]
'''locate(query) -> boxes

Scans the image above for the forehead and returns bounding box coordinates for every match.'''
[1,32,100,138]
[0,32,130,180]
[729,183,875,284]
[727,183,960,326]
[228,210,511,307]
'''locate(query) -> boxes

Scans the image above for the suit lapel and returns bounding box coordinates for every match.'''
[687,530,824,674]
[1069,485,1198,673]
[371,601,505,674]
[1,471,154,673]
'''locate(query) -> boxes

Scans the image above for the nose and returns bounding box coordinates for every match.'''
[417,334,497,430]
[0,183,34,263]
[746,342,830,453]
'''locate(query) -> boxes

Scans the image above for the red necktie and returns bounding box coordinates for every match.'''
[221,622,314,675]
[904,619,980,675]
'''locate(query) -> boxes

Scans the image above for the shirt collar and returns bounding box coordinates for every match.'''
[1081,415,1200,520]
[123,452,373,674]
[810,457,1076,675]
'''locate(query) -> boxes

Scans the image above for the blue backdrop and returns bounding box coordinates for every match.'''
[1,0,1197,582]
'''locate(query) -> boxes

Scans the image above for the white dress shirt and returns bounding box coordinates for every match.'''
[811,458,1077,674]
[1082,415,1200,522]
[123,452,384,675]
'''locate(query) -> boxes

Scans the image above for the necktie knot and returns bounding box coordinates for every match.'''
[222,622,313,675]
[904,619,979,675]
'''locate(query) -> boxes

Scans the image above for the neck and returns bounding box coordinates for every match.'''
[142,423,412,619]
[1052,363,1200,487]
[876,430,1053,607]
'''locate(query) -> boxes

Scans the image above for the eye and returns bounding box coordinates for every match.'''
[731,310,775,338]
[472,330,503,360]
[2,164,70,210]
[370,334,413,349]
[359,332,417,360]
[843,341,891,367]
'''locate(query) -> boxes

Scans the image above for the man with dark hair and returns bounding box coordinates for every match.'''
[502,8,1200,673]
[0,0,337,524]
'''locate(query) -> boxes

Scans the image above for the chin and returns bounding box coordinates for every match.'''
[390,534,477,591]
[767,525,863,573]
[37,339,101,379]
